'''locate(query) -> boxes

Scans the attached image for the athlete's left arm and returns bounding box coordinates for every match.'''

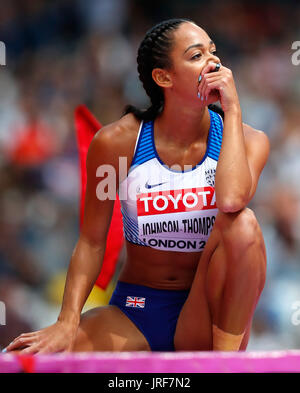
[215,119,270,213]
[242,123,270,203]
[199,63,270,212]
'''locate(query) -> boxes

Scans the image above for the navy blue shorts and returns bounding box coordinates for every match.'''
[109,281,190,351]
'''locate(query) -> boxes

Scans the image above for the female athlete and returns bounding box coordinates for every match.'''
[4,18,269,353]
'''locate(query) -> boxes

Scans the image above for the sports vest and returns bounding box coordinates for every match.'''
[118,109,223,252]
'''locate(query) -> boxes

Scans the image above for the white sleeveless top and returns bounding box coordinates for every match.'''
[118,109,223,252]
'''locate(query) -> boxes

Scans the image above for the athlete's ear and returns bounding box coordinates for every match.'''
[152,68,173,88]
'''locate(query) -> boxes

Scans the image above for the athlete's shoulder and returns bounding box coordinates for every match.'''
[93,113,140,148]
[87,113,141,166]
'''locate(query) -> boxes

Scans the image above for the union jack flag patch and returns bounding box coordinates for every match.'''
[125,296,145,308]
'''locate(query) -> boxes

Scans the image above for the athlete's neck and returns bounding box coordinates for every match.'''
[155,102,210,147]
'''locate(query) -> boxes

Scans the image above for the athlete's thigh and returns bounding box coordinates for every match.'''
[73,305,151,352]
[174,225,221,351]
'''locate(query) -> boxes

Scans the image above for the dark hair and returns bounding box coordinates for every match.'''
[123,18,224,121]
[123,18,193,121]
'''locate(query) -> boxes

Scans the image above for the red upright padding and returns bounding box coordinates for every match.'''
[17,355,35,373]
[74,105,124,289]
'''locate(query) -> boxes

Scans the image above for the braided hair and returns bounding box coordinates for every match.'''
[124,18,224,121]
[123,18,193,121]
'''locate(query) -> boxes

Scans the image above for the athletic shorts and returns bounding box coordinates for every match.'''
[109,281,190,351]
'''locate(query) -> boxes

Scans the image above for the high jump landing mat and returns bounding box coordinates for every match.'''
[1,350,300,373]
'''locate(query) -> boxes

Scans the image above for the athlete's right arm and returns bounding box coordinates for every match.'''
[5,121,131,354]
[58,126,122,329]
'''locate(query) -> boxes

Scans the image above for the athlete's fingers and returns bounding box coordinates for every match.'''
[10,331,40,343]
[201,76,224,100]
[201,62,221,78]
[203,80,224,100]
[5,337,23,351]
[198,72,223,101]
[4,330,43,352]
[5,337,32,351]
[18,332,40,339]
[20,344,41,355]
[37,348,51,354]
[198,64,222,100]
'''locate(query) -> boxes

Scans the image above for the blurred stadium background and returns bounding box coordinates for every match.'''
[0,0,300,351]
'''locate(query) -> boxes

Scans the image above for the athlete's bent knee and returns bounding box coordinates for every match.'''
[219,208,262,251]
[223,208,266,290]
[232,208,260,242]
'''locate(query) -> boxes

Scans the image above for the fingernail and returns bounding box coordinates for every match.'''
[197,92,200,98]
[198,75,202,82]
[201,96,203,101]
[2,348,7,353]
